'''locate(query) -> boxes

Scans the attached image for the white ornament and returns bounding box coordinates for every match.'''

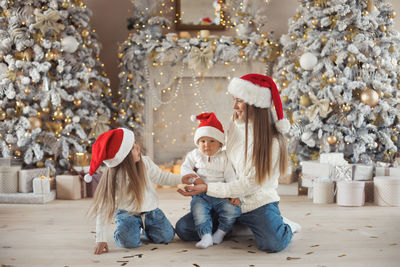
[300,52,318,70]
[72,116,80,123]
[61,36,79,53]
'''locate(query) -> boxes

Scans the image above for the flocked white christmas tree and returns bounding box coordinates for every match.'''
[274,0,400,165]
[0,0,112,172]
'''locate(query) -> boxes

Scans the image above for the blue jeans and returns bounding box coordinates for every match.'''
[191,193,241,237]
[176,201,293,252]
[113,208,175,248]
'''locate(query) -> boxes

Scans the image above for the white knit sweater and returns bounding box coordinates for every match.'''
[181,149,236,184]
[207,119,280,213]
[95,156,182,242]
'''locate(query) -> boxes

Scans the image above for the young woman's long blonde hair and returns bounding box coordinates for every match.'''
[238,104,288,185]
[88,152,147,222]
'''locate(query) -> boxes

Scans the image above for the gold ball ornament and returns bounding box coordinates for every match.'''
[81,29,90,38]
[281,80,289,89]
[118,52,123,59]
[347,54,356,65]
[327,135,337,145]
[311,18,319,26]
[343,104,351,112]
[62,1,69,8]
[14,149,21,157]
[0,109,6,120]
[281,95,289,103]
[328,76,337,84]
[389,45,396,53]
[36,161,44,167]
[392,11,397,19]
[127,73,134,80]
[239,50,245,57]
[64,116,72,124]
[290,34,297,40]
[29,117,42,129]
[392,135,398,142]
[24,87,31,94]
[379,25,387,32]
[53,109,64,120]
[300,94,310,106]
[321,35,328,43]
[362,10,369,16]
[73,98,82,107]
[360,88,379,107]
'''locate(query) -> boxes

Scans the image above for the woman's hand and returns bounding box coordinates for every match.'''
[177,184,207,196]
[181,173,199,185]
[229,198,240,206]
[94,242,109,255]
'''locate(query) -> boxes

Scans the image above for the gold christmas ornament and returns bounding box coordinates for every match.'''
[290,34,297,40]
[42,107,50,113]
[127,73,134,80]
[14,149,21,157]
[36,161,44,167]
[347,54,356,65]
[300,94,311,106]
[62,1,69,8]
[362,10,369,16]
[281,80,289,89]
[327,135,337,145]
[321,35,328,43]
[81,29,90,38]
[53,109,64,120]
[343,104,351,112]
[281,69,288,76]
[73,98,82,107]
[0,109,6,120]
[64,116,72,124]
[238,50,244,57]
[118,52,123,59]
[24,87,31,94]
[29,117,42,129]
[311,18,319,26]
[295,13,301,19]
[392,135,398,142]
[45,51,57,61]
[328,76,336,84]
[379,25,387,32]
[282,95,289,103]
[360,88,379,107]
[389,45,396,53]
[392,11,397,19]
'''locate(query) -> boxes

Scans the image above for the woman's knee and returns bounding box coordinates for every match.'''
[256,232,291,252]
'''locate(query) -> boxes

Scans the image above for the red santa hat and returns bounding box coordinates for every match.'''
[227,73,290,133]
[191,112,225,145]
[84,128,135,183]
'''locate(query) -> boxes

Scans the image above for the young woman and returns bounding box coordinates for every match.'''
[176,74,301,252]
[85,128,196,254]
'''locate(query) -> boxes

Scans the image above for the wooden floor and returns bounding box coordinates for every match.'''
[0,188,399,267]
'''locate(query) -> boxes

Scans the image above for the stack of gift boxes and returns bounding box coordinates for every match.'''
[0,152,103,203]
[301,153,400,207]
[0,157,56,204]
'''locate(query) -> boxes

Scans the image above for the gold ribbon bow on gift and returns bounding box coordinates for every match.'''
[188,46,214,73]
[89,113,110,139]
[33,10,65,35]
[305,93,332,121]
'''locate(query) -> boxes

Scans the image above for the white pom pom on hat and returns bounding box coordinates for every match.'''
[84,128,135,183]
[228,73,290,134]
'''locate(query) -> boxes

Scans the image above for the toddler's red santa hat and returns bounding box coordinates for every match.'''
[227,73,290,133]
[191,112,225,145]
[84,128,135,183]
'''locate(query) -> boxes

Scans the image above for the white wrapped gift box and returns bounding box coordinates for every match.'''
[337,181,365,207]
[375,167,400,177]
[18,168,50,193]
[374,176,400,207]
[33,177,51,194]
[319,153,347,165]
[301,161,332,188]
[352,164,374,181]
[0,166,21,193]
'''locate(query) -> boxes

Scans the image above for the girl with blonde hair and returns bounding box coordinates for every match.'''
[85,128,196,254]
[177,74,300,252]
